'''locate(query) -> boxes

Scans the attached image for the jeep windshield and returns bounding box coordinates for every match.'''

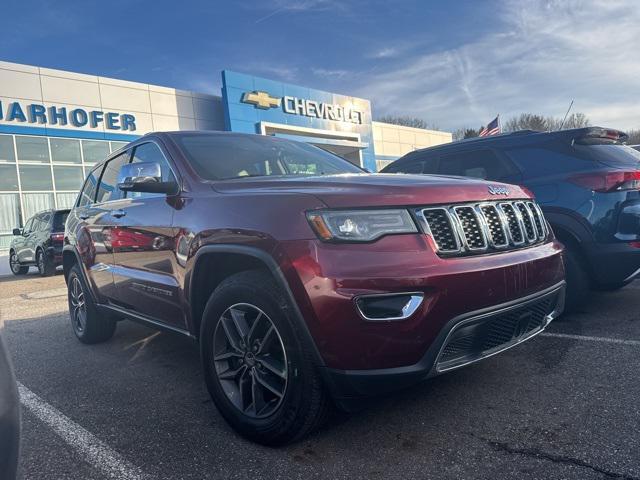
[173,132,363,180]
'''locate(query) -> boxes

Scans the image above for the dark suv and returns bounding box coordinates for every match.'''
[382,128,640,310]
[63,131,565,445]
[9,209,69,276]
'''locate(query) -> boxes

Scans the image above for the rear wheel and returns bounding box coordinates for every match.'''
[563,247,590,313]
[200,270,330,446]
[9,251,28,275]
[67,264,116,344]
[36,249,55,277]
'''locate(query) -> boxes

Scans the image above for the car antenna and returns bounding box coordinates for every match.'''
[557,99,574,131]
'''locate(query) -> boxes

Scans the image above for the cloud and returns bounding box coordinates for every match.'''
[312,68,350,79]
[370,47,397,59]
[355,0,640,131]
[253,0,345,23]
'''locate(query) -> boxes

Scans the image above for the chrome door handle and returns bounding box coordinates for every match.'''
[111,210,127,218]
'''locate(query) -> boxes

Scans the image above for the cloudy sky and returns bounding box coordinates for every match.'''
[1,0,638,131]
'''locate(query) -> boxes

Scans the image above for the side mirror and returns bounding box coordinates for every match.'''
[12,228,21,236]
[117,162,177,194]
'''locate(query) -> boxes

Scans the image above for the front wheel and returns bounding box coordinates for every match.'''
[9,251,28,275]
[200,270,330,446]
[67,264,116,344]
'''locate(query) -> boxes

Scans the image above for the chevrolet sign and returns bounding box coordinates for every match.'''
[241,90,364,125]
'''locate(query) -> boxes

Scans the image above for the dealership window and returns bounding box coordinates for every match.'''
[50,138,82,163]
[0,135,16,162]
[0,193,20,233]
[82,140,110,164]
[0,165,19,191]
[22,193,54,220]
[57,193,78,209]
[15,135,50,163]
[53,166,84,191]
[0,133,136,248]
[110,141,128,152]
[19,165,54,191]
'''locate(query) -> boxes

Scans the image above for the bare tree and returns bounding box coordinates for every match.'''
[503,113,549,132]
[376,115,439,131]
[625,129,640,145]
[503,112,590,132]
[453,127,481,141]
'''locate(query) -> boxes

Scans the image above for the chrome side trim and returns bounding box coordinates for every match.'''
[354,292,424,321]
[624,267,640,283]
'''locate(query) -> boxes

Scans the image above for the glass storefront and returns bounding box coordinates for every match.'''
[0,133,127,249]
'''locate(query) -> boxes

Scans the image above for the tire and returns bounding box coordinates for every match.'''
[200,270,331,446]
[67,264,116,344]
[36,249,55,277]
[9,250,28,275]
[563,247,590,313]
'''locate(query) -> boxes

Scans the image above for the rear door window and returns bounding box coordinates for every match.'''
[96,152,130,203]
[439,149,520,182]
[78,166,102,207]
[38,213,51,231]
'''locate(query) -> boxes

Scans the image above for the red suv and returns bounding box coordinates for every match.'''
[63,132,565,445]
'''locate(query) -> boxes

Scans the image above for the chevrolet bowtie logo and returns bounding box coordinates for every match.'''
[241,91,281,109]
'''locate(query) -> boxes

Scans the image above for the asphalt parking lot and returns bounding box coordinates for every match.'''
[2,271,639,480]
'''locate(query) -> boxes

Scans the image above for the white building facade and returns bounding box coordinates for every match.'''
[0,60,451,249]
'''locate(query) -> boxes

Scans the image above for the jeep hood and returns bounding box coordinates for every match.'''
[211,173,530,208]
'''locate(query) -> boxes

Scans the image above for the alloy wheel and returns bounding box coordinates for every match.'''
[213,303,288,419]
[9,253,21,274]
[69,276,87,334]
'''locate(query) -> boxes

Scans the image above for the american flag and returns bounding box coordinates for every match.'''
[479,115,500,137]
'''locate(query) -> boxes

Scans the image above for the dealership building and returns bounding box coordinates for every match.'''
[0,60,451,248]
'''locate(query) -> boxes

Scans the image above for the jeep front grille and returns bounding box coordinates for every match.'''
[417,200,548,256]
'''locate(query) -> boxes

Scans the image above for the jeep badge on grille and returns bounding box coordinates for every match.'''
[488,185,510,195]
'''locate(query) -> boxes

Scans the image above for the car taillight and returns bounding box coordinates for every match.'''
[569,171,640,192]
[51,232,64,242]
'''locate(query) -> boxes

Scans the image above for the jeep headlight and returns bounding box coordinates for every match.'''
[307,209,417,242]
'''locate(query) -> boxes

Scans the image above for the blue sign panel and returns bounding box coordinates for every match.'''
[221,70,376,172]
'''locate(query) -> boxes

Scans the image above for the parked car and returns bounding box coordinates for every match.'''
[382,127,640,310]
[63,131,565,445]
[9,209,69,276]
[0,323,20,480]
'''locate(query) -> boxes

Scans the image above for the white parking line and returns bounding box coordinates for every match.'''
[540,332,640,347]
[18,383,148,480]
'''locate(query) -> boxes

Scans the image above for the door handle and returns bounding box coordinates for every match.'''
[111,210,127,218]
[79,213,90,220]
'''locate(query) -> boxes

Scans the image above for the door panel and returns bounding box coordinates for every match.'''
[76,152,130,303]
[110,141,185,330]
[18,218,36,263]
[110,197,183,329]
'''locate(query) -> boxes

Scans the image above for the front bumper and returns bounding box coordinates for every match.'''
[280,235,565,372]
[321,282,564,404]
[583,241,640,285]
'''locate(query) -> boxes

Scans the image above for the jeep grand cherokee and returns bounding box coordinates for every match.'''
[63,132,565,445]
